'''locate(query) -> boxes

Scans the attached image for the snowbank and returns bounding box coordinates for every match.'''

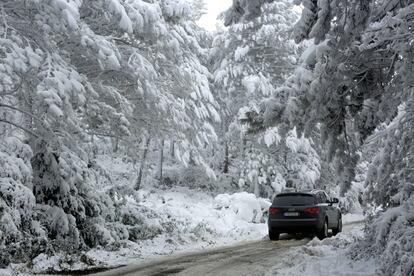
[137,188,270,249]
[266,225,377,276]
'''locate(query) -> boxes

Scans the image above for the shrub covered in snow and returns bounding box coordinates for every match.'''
[162,165,216,191]
[353,197,414,275]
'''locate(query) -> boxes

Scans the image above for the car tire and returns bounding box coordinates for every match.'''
[318,219,328,240]
[332,216,342,236]
[269,231,279,241]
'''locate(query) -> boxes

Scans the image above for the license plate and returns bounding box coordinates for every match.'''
[284,212,299,216]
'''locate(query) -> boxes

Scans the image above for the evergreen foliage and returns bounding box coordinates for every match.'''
[228,0,414,274]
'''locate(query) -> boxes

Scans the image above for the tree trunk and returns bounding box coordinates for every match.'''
[20,80,35,147]
[223,140,229,173]
[135,135,151,191]
[113,138,119,152]
[242,135,247,158]
[170,139,175,161]
[158,139,164,185]
[254,178,260,197]
[189,149,196,166]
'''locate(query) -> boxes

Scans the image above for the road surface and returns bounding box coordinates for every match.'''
[91,222,361,276]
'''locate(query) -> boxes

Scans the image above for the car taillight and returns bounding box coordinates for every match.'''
[269,207,280,215]
[304,207,320,214]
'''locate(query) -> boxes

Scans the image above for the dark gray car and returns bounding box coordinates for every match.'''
[267,190,342,240]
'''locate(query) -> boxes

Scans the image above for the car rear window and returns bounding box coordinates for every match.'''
[273,194,315,206]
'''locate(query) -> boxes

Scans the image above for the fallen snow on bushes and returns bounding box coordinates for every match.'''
[266,225,377,276]
[28,188,270,273]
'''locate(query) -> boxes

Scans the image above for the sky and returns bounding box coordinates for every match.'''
[197,0,233,31]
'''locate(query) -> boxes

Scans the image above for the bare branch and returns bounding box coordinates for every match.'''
[0,118,39,138]
[0,103,43,124]
[0,103,58,138]
[87,131,126,140]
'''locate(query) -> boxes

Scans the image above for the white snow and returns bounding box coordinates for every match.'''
[242,74,275,96]
[234,45,250,61]
[263,127,281,147]
[242,75,260,94]
[25,187,270,274]
[342,213,365,224]
[271,173,286,193]
[266,224,377,276]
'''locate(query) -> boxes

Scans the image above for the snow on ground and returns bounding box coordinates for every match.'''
[0,268,13,276]
[342,213,365,224]
[3,188,369,275]
[266,224,377,276]
[21,187,271,274]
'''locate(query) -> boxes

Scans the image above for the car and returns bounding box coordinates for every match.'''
[267,190,342,240]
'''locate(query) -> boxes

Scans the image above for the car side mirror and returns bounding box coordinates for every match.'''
[331,198,339,204]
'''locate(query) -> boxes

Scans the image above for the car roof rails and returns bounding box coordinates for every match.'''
[281,187,297,193]
[280,188,323,194]
[291,189,321,194]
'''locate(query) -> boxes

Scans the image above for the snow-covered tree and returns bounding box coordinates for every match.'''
[209,1,324,197]
[228,0,414,274]
[238,1,409,194]
[0,0,219,267]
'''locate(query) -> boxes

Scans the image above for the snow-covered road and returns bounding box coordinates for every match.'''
[91,222,362,276]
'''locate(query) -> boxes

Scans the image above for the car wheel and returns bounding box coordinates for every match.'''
[332,216,342,236]
[318,219,328,240]
[269,231,279,241]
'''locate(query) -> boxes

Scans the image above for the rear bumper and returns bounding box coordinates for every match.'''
[268,218,322,233]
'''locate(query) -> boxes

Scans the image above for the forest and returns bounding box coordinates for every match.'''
[0,0,413,275]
